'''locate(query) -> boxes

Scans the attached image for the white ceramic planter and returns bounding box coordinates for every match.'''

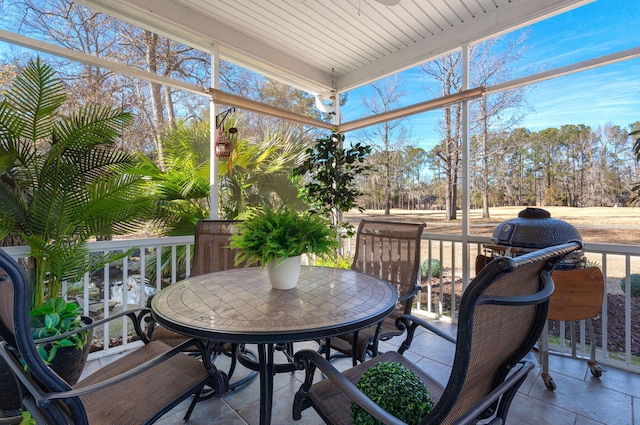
[266,255,301,290]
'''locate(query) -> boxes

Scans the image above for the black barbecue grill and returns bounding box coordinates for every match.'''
[479,207,603,391]
[484,207,586,269]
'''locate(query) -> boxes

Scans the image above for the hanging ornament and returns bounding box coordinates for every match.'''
[215,107,238,175]
[215,125,232,158]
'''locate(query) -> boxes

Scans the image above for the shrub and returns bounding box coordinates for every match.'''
[421,259,441,278]
[351,361,434,425]
[313,254,353,269]
[620,274,640,297]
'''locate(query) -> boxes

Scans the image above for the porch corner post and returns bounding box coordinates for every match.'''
[333,91,343,234]
[461,44,471,289]
[209,43,220,219]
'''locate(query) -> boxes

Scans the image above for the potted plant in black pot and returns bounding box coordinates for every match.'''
[0,58,153,384]
[230,206,340,289]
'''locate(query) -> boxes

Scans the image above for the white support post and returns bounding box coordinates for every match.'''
[461,45,471,290]
[332,91,340,127]
[210,44,220,219]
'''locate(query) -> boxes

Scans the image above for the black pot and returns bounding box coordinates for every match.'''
[0,352,21,417]
[47,316,93,385]
[491,207,582,249]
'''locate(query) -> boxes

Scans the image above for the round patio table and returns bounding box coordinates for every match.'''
[151,265,398,425]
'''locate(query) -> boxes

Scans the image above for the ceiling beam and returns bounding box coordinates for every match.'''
[0,28,205,96]
[207,88,334,130]
[338,87,485,133]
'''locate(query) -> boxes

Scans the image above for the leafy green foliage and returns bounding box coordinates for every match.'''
[620,274,640,297]
[293,130,371,237]
[139,118,310,283]
[421,259,442,278]
[0,58,153,308]
[229,207,340,266]
[351,361,434,425]
[29,298,87,363]
[221,129,309,219]
[20,411,36,425]
[312,254,353,269]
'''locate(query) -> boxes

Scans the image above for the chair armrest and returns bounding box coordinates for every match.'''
[0,341,50,404]
[294,349,407,425]
[394,314,455,355]
[3,337,213,407]
[398,314,456,343]
[33,307,150,345]
[397,285,420,303]
[42,337,209,403]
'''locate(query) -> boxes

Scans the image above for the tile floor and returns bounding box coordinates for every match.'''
[84,320,640,425]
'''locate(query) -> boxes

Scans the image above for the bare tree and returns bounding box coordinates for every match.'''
[6,0,211,167]
[359,76,411,215]
[422,53,462,220]
[422,32,530,219]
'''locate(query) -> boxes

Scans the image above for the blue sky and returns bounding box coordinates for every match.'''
[0,0,637,156]
[341,0,640,152]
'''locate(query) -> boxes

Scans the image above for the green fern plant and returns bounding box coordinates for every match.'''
[229,206,340,266]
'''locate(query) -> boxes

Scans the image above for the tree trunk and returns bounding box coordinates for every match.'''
[164,85,176,130]
[144,30,166,169]
[481,96,490,219]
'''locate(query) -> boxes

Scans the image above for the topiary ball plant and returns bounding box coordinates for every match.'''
[421,258,442,278]
[620,274,640,297]
[351,361,434,425]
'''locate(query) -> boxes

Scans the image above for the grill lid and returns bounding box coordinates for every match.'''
[491,207,582,249]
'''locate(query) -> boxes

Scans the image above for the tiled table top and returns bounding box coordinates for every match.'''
[152,266,398,343]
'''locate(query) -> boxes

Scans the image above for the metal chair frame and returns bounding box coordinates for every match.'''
[294,242,582,425]
[0,249,223,425]
[327,219,425,364]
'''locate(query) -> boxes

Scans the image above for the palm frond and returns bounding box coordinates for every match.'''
[54,105,133,152]
[4,58,65,143]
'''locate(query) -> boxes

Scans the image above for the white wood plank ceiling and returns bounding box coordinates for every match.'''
[78,0,591,96]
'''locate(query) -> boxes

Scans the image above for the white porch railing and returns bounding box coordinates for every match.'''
[2,236,195,359]
[417,233,640,374]
[3,234,639,374]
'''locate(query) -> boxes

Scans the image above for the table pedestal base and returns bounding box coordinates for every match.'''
[237,343,298,425]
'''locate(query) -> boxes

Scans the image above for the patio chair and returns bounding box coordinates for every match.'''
[0,249,223,425]
[146,219,258,389]
[146,219,244,345]
[327,220,425,364]
[191,219,247,275]
[293,241,582,425]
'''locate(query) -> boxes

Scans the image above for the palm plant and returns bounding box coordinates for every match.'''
[141,117,309,282]
[147,117,308,233]
[0,58,153,310]
[220,126,308,218]
[154,115,309,221]
[140,119,211,237]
